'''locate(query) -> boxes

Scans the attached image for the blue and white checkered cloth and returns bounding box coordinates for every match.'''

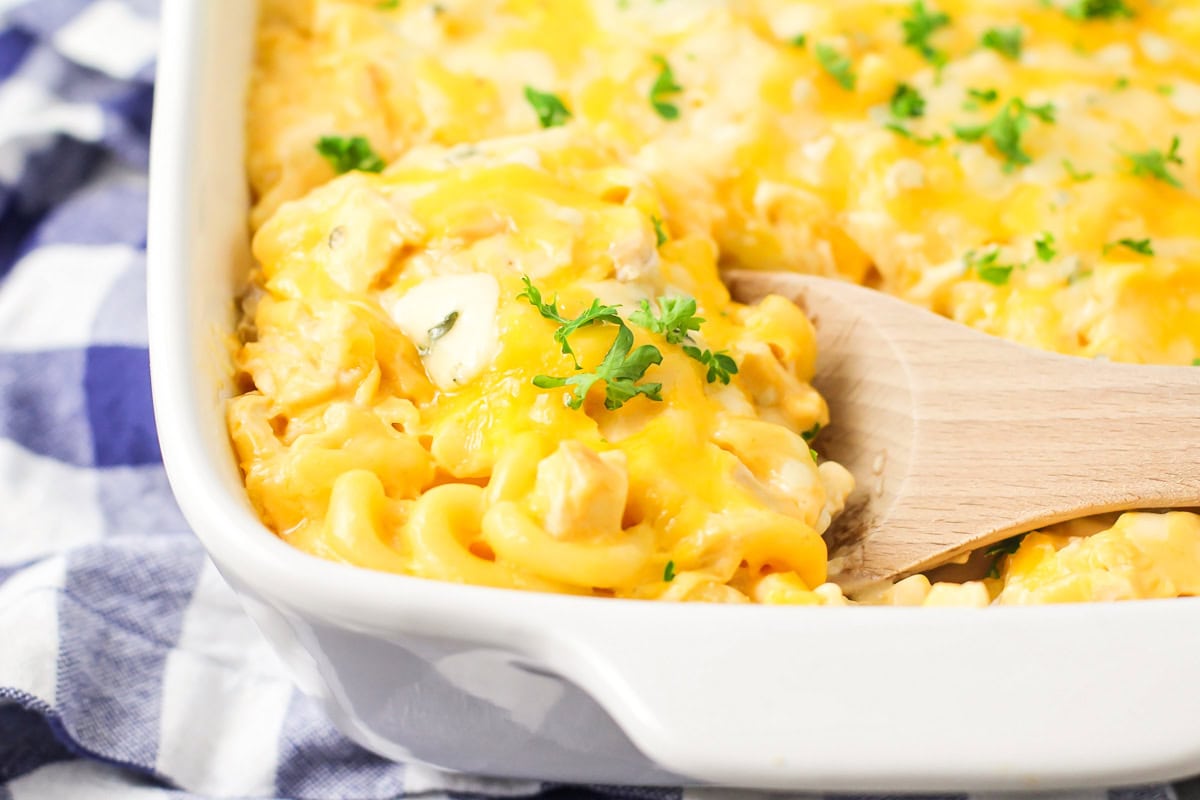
[0,2,1188,799]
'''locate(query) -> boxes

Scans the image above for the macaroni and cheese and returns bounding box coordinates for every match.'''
[231,0,1200,605]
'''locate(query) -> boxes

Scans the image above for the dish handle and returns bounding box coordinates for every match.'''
[525,606,868,787]
[520,602,1200,791]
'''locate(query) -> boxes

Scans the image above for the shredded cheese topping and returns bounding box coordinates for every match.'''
[232,0,1200,605]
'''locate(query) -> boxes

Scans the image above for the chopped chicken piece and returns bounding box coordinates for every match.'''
[529,441,629,540]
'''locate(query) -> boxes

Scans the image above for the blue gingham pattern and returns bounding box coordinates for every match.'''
[0,2,1187,799]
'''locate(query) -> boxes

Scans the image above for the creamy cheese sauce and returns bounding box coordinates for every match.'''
[231,0,1200,605]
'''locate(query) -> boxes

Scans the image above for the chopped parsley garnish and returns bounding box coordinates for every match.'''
[533,323,663,410]
[524,280,737,396]
[629,296,737,384]
[523,86,572,128]
[1122,136,1184,188]
[630,297,704,344]
[885,122,944,146]
[901,0,951,66]
[1157,84,1176,96]
[815,44,856,91]
[985,534,1026,579]
[890,83,926,119]
[519,276,622,367]
[554,300,624,360]
[1106,237,1154,256]
[981,26,1023,60]
[801,422,822,442]
[663,560,677,582]
[789,33,807,48]
[651,216,668,247]
[315,135,386,174]
[682,346,738,385]
[965,248,1017,285]
[1023,101,1057,123]
[1065,0,1135,21]
[419,311,458,354]
[1192,358,1200,366]
[1034,232,1057,262]
[1062,158,1095,182]
[518,275,568,324]
[809,446,820,464]
[649,55,683,120]
[378,0,399,8]
[954,98,1055,173]
[969,88,999,103]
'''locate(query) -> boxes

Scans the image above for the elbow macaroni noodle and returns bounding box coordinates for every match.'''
[231,141,854,602]
[231,0,1200,605]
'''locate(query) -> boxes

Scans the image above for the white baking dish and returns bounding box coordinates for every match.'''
[146,0,1200,791]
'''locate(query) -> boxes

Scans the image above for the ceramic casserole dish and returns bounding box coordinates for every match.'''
[146,0,1200,790]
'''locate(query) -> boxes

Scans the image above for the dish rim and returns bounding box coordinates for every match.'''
[146,0,1200,790]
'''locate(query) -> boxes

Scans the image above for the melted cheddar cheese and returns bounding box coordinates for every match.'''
[232,136,855,601]
[234,0,1200,605]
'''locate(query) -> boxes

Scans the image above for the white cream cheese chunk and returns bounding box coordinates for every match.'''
[389,273,500,390]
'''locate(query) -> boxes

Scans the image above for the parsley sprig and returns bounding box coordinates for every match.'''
[954,98,1055,173]
[524,86,572,128]
[630,297,704,344]
[815,44,856,91]
[533,323,664,411]
[555,300,624,358]
[981,26,1023,60]
[886,84,940,145]
[522,278,739,402]
[519,277,620,367]
[1106,238,1154,256]
[902,0,951,67]
[1034,232,1057,262]
[890,84,926,119]
[1065,0,1135,21]
[649,55,683,120]
[682,346,738,385]
[985,534,1026,579]
[518,276,567,324]
[1122,136,1184,188]
[886,123,944,146]
[1062,159,1095,182]
[630,296,739,383]
[315,136,386,174]
[964,88,999,110]
[965,248,1018,285]
[651,216,668,247]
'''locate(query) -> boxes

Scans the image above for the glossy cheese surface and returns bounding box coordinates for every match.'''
[232,136,855,602]
[235,0,1200,604]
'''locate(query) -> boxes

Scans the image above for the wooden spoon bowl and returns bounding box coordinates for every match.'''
[725,270,1200,593]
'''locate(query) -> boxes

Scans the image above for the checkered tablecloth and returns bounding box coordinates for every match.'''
[0,1,1189,798]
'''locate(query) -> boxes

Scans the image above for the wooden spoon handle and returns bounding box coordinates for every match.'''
[901,348,1200,535]
[845,352,1200,586]
[831,291,1200,583]
[727,270,1200,586]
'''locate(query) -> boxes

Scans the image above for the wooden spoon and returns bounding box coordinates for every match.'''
[724,269,1200,593]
